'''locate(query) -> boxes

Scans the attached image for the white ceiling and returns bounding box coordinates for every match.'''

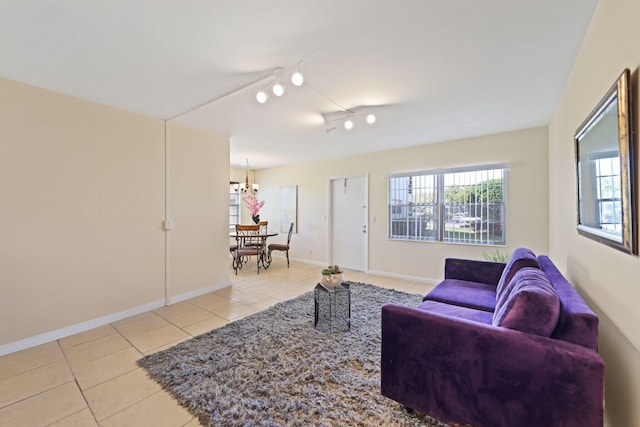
[0,0,598,169]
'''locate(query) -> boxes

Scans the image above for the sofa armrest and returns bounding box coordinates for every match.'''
[381,304,604,427]
[444,258,505,285]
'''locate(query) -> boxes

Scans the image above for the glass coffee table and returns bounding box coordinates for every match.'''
[314,282,351,332]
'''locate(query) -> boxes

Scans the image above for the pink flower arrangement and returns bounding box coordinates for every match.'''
[243,195,265,217]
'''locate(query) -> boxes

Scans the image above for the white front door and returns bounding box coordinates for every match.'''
[330,175,368,271]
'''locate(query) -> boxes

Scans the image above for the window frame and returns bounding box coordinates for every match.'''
[229,182,241,228]
[386,163,508,246]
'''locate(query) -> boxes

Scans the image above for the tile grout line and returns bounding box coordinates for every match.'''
[96,389,168,426]
[57,325,119,351]
[54,340,101,426]
[0,357,63,386]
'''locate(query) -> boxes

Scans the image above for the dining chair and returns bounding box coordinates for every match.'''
[229,240,239,270]
[246,221,269,249]
[235,224,263,274]
[268,222,294,268]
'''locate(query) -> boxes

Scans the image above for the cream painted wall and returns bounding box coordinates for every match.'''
[0,78,230,353]
[255,126,548,281]
[548,0,640,425]
[167,123,230,299]
[0,78,165,346]
[230,167,246,187]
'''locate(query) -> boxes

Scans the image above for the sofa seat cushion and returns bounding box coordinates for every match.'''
[493,268,560,337]
[416,300,494,325]
[496,247,541,301]
[423,279,496,312]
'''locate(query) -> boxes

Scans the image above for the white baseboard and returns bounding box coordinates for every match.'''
[289,256,439,285]
[0,281,232,357]
[289,257,326,268]
[366,269,439,285]
[271,255,332,270]
[0,268,435,357]
[0,299,164,357]
[168,281,231,305]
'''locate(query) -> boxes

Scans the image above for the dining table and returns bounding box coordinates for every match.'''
[229,231,278,272]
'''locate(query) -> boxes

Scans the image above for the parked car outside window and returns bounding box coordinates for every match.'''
[452,212,481,227]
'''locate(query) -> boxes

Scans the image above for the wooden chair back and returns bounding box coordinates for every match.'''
[237,224,262,248]
[234,224,262,274]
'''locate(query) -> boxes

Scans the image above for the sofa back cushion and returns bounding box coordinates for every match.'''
[492,268,560,337]
[496,247,541,302]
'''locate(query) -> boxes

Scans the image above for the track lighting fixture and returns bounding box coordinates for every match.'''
[256,63,303,104]
[168,59,382,137]
[250,61,381,134]
[322,108,379,133]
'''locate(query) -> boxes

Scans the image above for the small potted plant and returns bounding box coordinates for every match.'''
[482,249,510,262]
[321,265,343,287]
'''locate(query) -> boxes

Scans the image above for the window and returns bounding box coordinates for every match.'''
[577,152,623,234]
[229,182,241,228]
[594,155,622,233]
[387,164,507,245]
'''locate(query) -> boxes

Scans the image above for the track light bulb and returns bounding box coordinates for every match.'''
[272,83,284,97]
[291,71,304,86]
[366,113,376,124]
[256,90,268,104]
[344,119,354,130]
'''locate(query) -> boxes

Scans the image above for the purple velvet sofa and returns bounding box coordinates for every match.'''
[381,248,605,427]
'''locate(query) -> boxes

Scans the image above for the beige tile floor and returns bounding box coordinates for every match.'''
[0,260,433,427]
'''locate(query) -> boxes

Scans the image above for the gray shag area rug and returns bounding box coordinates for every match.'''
[137,282,449,427]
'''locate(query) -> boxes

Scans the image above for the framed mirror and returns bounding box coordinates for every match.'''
[575,68,636,254]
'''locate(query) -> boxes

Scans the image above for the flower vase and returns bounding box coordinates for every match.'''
[252,215,260,224]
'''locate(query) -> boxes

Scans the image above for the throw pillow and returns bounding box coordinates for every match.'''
[492,268,560,337]
[495,247,540,301]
